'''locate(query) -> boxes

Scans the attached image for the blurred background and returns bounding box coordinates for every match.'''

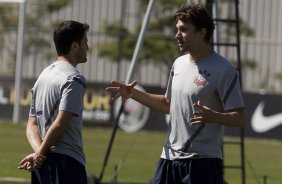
[1,0,282,183]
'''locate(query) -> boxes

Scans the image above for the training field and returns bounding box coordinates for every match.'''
[0,121,282,184]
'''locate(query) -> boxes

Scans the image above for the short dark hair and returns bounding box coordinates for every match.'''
[53,20,89,56]
[174,3,215,43]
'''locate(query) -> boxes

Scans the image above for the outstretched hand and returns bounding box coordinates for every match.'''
[190,101,214,125]
[106,80,137,101]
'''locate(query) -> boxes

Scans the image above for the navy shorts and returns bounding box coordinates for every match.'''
[31,153,87,184]
[151,158,223,184]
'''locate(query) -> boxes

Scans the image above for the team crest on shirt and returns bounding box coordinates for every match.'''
[194,70,210,86]
[36,111,43,118]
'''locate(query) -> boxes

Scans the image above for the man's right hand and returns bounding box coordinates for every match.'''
[18,153,46,171]
[106,80,137,101]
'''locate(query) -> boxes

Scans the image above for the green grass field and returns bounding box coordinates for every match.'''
[0,121,282,184]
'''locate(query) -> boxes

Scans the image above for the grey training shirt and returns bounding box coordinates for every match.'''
[29,61,86,165]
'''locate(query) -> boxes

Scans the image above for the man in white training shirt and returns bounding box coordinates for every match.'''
[106,3,246,184]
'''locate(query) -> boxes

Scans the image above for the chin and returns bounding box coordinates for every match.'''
[82,58,87,63]
[179,48,187,53]
[77,59,87,64]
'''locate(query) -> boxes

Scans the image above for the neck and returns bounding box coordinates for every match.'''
[57,56,77,66]
[189,45,213,62]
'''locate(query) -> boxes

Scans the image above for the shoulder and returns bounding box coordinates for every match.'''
[174,53,189,63]
[52,61,87,88]
[66,74,87,89]
[211,54,238,82]
[212,53,234,68]
[172,53,190,68]
[209,53,237,74]
[58,62,87,83]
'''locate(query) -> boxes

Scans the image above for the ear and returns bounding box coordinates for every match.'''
[199,28,207,39]
[71,42,79,50]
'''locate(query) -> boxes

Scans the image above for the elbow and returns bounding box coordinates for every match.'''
[232,108,246,128]
[162,105,170,114]
[159,108,170,114]
[162,98,170,114]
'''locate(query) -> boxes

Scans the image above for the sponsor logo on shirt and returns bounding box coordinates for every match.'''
[194,70,210,86]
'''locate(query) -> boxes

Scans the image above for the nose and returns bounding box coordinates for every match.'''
[175,31,180,40]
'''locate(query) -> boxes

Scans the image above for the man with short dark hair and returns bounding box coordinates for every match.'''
[18,20,89,184]
[106,3,246,184]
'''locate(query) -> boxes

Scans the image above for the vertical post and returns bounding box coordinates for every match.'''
[125,0,155,84]
[117,0,126,81]
[98,0,155,182]
[211,0,219,53]
[262,175,267,184]
[13,0,26,123]
[234,1,246,184]
[113,165,118,183]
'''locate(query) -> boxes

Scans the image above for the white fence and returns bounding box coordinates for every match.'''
[0,0,282,92]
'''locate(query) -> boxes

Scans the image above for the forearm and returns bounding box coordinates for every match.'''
[26,117,42,152]
[212,108,246,128]
[132,88,170,114]
[37,122,65,155]
[37,111,72,155]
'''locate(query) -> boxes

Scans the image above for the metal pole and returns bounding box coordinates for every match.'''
[98,104,124,182]
[262,175,267,184]
[125,0,155,84]
[13,0,26,123]
[211,0,219,53]
[98,0,155,182]
[234,1,246,184]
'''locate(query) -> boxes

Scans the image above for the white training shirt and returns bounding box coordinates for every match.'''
[161,52,245,160]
